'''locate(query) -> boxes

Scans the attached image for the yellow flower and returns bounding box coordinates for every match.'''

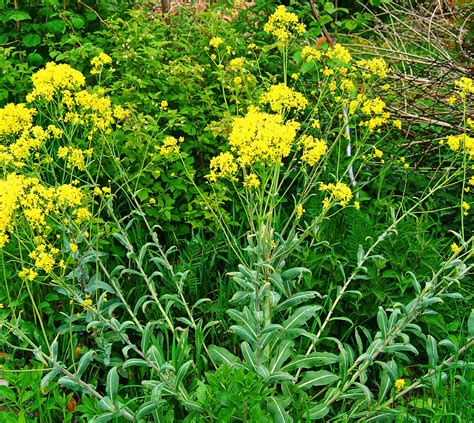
[357,58,389,78]
[227,106,300,166]
[91,52,112,74]
[27,62,86,102]
[243,173,260,188]
[295,203,305,218]
[209,37,224,48]
[263,5,306,44]
[462,201,470,215]
[392,119,402,130]
[228,58,245,71]
[158,136,183,158]
[354,201,360,210]
[206,152,238,183]
[70,243,78,253]
[301,46,322,62]
[394,378,406,392]
[260,84,308,114]
[160,100,168,111]
[320,182,353,207]
[299,135,327,166]
[451,243,462,254]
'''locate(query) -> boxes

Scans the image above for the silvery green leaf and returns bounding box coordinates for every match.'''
[135,400,165,419]
[426,335,438,366]
[282,352,340,372]
[354,381,373,405]
[438,339,457,352]
[468,310,474,340]
[268,396,293,423]
[40,367,62,393]
[98,396,115,412]
[255,365,270,382]
[275,291,320,313]
[308,403,330,420]
[297,370,339,390]
[377,307,388,339]
[88,413,117,423]
[176,360,193,388]
[207,345,240,366]
[241,341,257,369]
[267,372,295,383]
[230,325,258,348]
[283,305,321,331]
[281,267,311,281]
[122,358,150,369]
[106,367,119,400]
[270,340,294,373]
[76,350,95,378]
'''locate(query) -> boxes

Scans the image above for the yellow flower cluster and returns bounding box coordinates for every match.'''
[0,104,65,168]
[357,58,389,78]
[207,151,238,182]
[0,173,88,253]
[446,134,474,160]
[26,62,86,102]
[91,52,113,75]
[301,46,322,62]
[299,135,327,166]
[263,5,306,44]
[228,57,245,71]
[260,84,308,114]
[0,103,36,138]
[360,97,391,132]
[325,44,352,64]
[58,146,93,170]
[320,182,353,207]
[243,173,260,188]
[209,37,224,48]
[454,77,474,100]
[295,203,305,218]
[228,107,300,166]
[157,136,183,158]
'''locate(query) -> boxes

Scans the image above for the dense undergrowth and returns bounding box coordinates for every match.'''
[0,0,472,421]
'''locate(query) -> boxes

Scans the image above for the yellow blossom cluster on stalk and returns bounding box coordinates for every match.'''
[454,77,474,100]
[359,97,391,132]
[299,135,327,166]
[209,37,224,48]
[0,104,64,168]
[58,146,93,170]
[320,182,353,207]
[0,173,90,272]
[445,134,474,160]
[357,58,390,78]
[91,52,113,75]
[228,107,300,167]
[301,46,322,62]
[157,136,184,158]
[325,44,352,64]
[26,62,86,102]
[207,151,238,182]
[263,5,306,44]
[228,57,245,71]
[260,84,308,114]
[243,173,260,188]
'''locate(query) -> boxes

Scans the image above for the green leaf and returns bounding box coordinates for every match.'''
[275,291,320,312]
[282,352,340,372]
[40,367,62,393]
[468,310,474,340]
[22,33,41,47]
[6,10,31,21]
[280,267,311,281]
[89,413,117,423]
[308,403,330,420]
[136,400,165,419]
[426,335,438,366]
[44,19,66,34]
[106,367,119,400]
[240,341,257,369]
[377,307,388,339]
[122,358,150,369]
[176,360,193,388]
[283,305,321,331]
[230,325,258,348]
[207,345,240,366]
[76,350,95,378]
[98,396,115,412]
[270,340,293,373]
[268,396,293,423]
[298,370,339,390]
